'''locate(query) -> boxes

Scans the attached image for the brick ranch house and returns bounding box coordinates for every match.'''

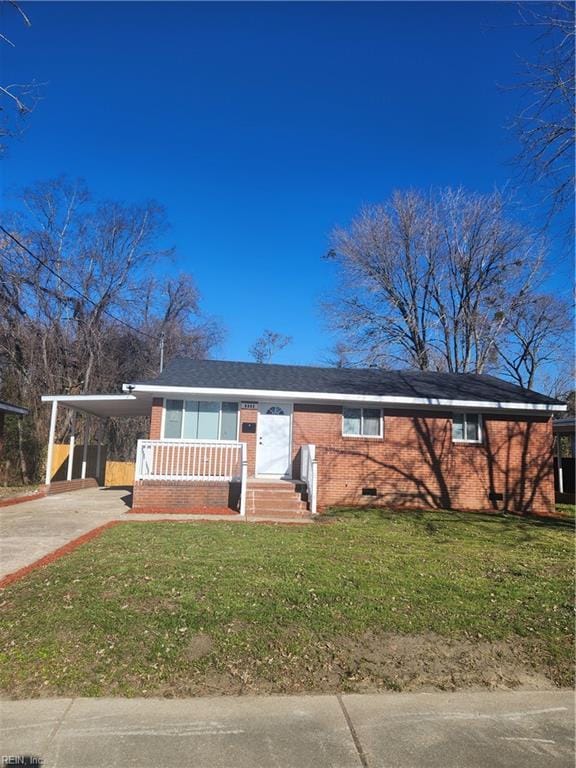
[42,358,566,518]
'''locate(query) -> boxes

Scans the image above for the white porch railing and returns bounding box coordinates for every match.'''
[301,444,318,515]
[135,439,248,516]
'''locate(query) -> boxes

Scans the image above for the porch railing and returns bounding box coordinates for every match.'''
[301,444,318,515]
[135,439,248,515]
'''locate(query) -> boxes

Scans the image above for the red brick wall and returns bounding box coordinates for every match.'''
[149,398,163,439]
[46,478,99,495]
[239,405,258,476]
[132,480,240,511]
[292,404,555,516]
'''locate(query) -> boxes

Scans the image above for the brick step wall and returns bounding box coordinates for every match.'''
[246,481,311,518]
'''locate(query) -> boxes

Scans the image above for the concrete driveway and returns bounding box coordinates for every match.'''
[0,487,262,581]
[0,690,573,768]
[0,487,132,579]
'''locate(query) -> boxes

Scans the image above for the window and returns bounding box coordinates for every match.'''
[164,399,184,438]
[163,400,239,440]
[342,407,383,438]
[452,413,481,443]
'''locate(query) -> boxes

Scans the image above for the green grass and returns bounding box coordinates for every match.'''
[0,509,573,697]
[556,503,576,518]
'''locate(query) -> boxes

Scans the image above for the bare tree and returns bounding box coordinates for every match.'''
[0,1,40,155]
[327,188,546,375]
[495,294,572,389]
[510,2,575,220]
[324,341,355,368]
[249,330,292,364]
[0,176,222,480]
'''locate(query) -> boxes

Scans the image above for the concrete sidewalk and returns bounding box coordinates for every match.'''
[1,690,573,768]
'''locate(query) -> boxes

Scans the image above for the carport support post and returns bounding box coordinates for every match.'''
[44,400,58,486]
[81,416,90,480]
[556,433,564,495]
[95,420,104,485]
[66,412,76,481]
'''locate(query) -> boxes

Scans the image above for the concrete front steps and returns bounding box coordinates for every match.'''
[246,479,311,519]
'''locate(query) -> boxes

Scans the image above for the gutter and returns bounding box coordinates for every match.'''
[121,384,567,414]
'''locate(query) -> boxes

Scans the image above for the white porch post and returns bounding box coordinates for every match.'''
[44,400,58,486]
[95,420,104,485]
[81,416,90,480]
[66,412,76,481]
[311,450,318,516]
[556,433,564,495]
[239,441,248,517]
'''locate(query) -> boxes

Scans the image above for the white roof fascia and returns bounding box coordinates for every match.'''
[42,394,139,403]
[40,394,151,418]
[122,384,567,413]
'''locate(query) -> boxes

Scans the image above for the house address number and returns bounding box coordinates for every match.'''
[241,401,257,409]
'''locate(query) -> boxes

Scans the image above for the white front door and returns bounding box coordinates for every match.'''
[256,402,292,477]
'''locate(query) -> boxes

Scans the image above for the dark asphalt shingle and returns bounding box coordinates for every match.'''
[0,400,28,416]
[133,358,563,407]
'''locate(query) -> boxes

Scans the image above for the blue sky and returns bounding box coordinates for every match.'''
[1,2,572,365]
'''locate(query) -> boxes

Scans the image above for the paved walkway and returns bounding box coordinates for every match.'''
[0,690,573,767]
[0,487,313,580]
[0,488,130,579]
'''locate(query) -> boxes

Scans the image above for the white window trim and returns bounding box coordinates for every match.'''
[452,412,483,444]
[162,398,240,442]
[342,406,384,439]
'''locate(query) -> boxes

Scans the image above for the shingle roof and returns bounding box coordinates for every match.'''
[0,400,28,416]
[133,358,564,407]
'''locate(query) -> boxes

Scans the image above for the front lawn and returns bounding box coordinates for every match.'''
[0,510,573,697]
[556,503,576,518]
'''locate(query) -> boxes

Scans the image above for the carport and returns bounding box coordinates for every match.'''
[41,393,154,489]
[553,417,575,502]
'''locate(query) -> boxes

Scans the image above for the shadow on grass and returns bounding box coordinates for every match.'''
[325,505,576,531]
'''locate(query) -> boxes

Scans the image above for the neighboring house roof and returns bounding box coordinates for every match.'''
[0,400,28,417]
[128,358,565,412]
[553,417,576,433]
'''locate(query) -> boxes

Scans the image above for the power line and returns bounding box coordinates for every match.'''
[0,224,160,341]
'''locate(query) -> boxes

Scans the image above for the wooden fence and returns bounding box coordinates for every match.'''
[51,444,135,487]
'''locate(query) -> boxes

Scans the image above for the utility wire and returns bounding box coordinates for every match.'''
[0,224,160,341]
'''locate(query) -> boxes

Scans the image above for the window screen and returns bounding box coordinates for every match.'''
[452,413,481,443]
[343,407,382,437]
[343,407,361,435]
[195,401,219,439]
[164,400,238,440]
[164,399,183,438]
[220,402,239,440]
[363,408,381,436]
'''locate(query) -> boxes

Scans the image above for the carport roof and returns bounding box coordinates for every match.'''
[41,393,153,418]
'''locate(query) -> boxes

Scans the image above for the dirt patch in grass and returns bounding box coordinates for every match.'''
[92,630,557,698]
[319,631,554,692]
[184,633,214,661]
[195,630,558,697]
